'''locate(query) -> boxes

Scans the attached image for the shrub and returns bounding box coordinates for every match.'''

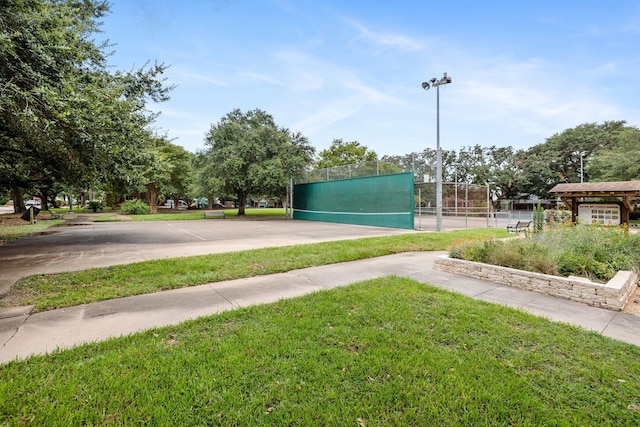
[588,259,615,281]
[86,200,103,213]
[485,240,525,269]
[120,199,149,215]
[448,244,464,259]
[449,240,491,262]
[557,252,587,277]
[528,252,559,276]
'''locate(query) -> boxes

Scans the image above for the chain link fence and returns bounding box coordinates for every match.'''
[296,161,406,184]
[297,162,537,230]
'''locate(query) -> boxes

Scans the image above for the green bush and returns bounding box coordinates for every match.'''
[557,252,587,277]
[86,200,103,213]
[528,251,559,276]
[449,240,491,262]
[485,239,523,268]
[448,244,464,259]
[588,259,615,281]
[120,199,149,215]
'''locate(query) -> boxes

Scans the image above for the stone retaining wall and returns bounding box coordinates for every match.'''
[433,255,638,311]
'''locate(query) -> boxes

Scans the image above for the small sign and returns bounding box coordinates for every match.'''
[577,203,621,225]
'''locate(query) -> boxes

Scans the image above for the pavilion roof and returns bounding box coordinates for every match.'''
[549,181,640,196]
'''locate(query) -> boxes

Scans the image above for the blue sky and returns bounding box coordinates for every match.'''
[101,0,640,156]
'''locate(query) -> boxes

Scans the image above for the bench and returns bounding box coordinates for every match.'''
[506,220,531,233]
[49,211,64,220]
[204,210,225,219]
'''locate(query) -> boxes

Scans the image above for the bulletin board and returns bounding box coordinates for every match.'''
[577,203,621,225]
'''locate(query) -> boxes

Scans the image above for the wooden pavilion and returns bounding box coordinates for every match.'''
[549,181,640,226]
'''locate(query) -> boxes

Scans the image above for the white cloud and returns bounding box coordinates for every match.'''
[179,71,227,87]
[271,50,327,92]
[240,72,283,86]
[346,19,423,52]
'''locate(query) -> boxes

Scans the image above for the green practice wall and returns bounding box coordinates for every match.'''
[293,172,414,229]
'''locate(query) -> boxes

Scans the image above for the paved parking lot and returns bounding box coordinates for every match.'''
[0,218,412,293]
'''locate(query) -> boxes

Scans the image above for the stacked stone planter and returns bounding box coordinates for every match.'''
[434,255,638,311]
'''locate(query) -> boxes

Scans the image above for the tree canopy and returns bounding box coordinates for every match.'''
[518,121,628,198]
[316,139,377,169]
[202,108,315,215]
[587,126,640,183]
[1,0,173,211]
[380,121,639,210]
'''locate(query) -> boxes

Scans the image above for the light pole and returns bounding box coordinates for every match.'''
[485,181,494,227]
[422,72,452,232]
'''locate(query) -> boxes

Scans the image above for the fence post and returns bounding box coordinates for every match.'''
[417,188,422,230]
[486,184,490,227]
[465,183,468,229]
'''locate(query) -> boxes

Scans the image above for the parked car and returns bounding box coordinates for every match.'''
[163,199,188,209]
[192,197,208,209]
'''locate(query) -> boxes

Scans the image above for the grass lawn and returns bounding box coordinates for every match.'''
[0,214,63,242]
[94,211,208,221]
[223,207,287,217]
[1,228,507,311]
[93,208,286,222]
[1,277,639,425]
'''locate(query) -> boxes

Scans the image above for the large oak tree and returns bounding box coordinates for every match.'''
[519,121,626,198]
[203,109,315,216]
[587,126,640,182]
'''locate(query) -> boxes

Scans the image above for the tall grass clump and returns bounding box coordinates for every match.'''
[533,201,545,233]
[449,225,640,282]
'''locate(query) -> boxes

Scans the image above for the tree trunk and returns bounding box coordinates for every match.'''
[48,192,58,209]
[12,187,25,213]
[40,188,50,211]
[237,190,246,216]
[146,182,159,214]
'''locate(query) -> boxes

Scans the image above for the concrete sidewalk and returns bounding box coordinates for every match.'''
[2,251,640,364]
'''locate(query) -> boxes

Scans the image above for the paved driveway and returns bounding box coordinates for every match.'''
[0,218,412,293]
